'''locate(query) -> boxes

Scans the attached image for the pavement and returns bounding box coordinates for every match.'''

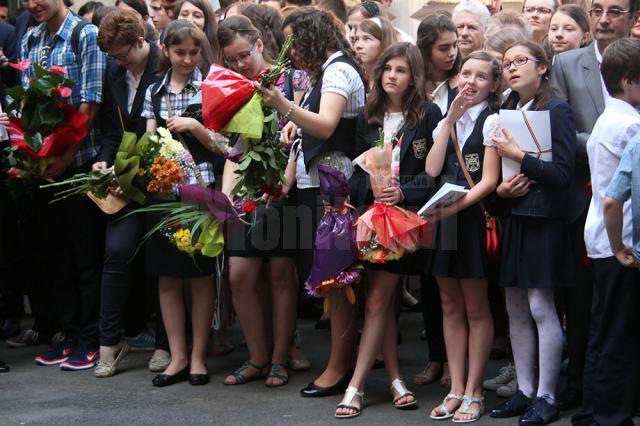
[0,312,579,426]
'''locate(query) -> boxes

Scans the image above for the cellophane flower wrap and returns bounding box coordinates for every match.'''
[2,61,88,184]
[305,164,361,304]
[353,138,431,264]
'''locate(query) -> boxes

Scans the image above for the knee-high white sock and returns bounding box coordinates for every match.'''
[505,287,537,399]
[528,288,563,404]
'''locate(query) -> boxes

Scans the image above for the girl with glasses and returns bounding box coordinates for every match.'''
[488,40,576,425]
[522,0,558,44]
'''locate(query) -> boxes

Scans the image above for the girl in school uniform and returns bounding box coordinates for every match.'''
[488,40,575,425]
[425,51,502,423]
[141,20,217,387]
[334,42,443,419]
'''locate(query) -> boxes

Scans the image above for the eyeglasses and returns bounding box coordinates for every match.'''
[502,56,539,71]
[224,43,257,68]
[588,7,631,18]
[523,6,553,14]
[107,42,136,61]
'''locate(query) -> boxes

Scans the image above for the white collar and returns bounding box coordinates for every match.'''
[517,99,534,111]
[461,100,489,123]
[322,51,345,71]
[594,41,603,64]
[605,96,640,116]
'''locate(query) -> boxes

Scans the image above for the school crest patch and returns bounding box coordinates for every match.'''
[464,153,480,172]
[412,139,427,159]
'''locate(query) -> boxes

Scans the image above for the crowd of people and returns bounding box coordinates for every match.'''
[0,0,639,424]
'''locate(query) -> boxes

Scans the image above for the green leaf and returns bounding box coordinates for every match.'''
[248,151,262,162]
[33,64,49,79]
[24,132,43,152]
[7,85,24,102]
[33,78,54,95]
[38,103,64,126]
[268,156,276,169]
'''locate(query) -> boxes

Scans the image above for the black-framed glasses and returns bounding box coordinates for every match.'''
[523,6,553,14]
[588,7,631,18]
[223,43,257,68]
[502,56,539,71]
[107,42,136,61]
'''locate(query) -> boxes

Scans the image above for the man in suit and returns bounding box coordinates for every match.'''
[550,0,638,419]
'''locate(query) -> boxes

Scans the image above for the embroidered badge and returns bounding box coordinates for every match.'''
[412,139,427,159]
[464,153,480,172]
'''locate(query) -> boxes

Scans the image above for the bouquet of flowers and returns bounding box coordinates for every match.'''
[40,127,198,208]
[353,131,431,263]
[305,164,362,306]
[202,36,294,212]
[2,60,88,182]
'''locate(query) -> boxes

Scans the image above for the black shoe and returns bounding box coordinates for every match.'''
[300,370,353,398]
[557,384,582,411]
[188,373,210,386]
[519,397,560,426]
[152,365,189,387]
[491,390,533,418]
[0,319,20,340]
[0,360,9,373]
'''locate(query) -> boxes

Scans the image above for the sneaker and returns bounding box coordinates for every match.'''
[126,330,155,352]
[497,376,519,398]
[483,363,516,391]
[35,340,74,365]
[60,344,99,371]
[148,349,171,372]
[0,319,20,340]
[95,341,130,378]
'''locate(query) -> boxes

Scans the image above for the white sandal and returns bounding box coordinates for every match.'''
[390,378,418,409]
[430,393,464,420]
[335,386,364,419]
[452,395,485,423]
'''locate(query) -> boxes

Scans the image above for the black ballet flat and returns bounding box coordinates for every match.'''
[300,369,353,398]
[152,365,189,387]
[188,373,210,386]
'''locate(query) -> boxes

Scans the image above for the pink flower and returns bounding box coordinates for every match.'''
[6,167,23,179]
[50,65,68,75]
[9,59,31,72]
[52,86,72,98]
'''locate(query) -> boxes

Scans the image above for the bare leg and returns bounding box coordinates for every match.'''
[313,288,357,387]
[224,257,269,384]
[267,256,297,386]
[158,276,188,375]
[189,276,214,375]
[455,279,493,421]
[336,270,399,417]
[431,277,466,417]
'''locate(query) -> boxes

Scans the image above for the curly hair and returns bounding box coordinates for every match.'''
[366,42,426,129]
[239,3,284,59]
[283,7,361,82]
[98,8,145,50]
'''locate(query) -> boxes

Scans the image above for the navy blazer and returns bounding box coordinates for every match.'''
[506,99,576,218]
[96,42,162,164]
[349,101,443,210]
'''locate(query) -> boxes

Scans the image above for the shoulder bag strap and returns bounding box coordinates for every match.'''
[163,92,206,188]
[449,125,492,221]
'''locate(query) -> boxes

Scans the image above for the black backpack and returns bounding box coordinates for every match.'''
[26,18,89,64]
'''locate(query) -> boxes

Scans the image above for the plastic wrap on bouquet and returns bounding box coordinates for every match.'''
[305,165,362,301]
[201,64,254,132]
[353,145,432,264]
[179,184,243,225]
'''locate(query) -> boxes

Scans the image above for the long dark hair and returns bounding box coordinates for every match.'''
[217,15,274,62]
[174,0,221,62]
[417,14,460,82]
[501,40,558,111]
[239,4,284,60]
[366,42,426,129]
[283,7,361,82]
[460,51,502,111]
[160,20,214,75]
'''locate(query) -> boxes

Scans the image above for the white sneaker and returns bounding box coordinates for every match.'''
[496,376,518,398]
[148,349,171,372]
[483,363,516,391]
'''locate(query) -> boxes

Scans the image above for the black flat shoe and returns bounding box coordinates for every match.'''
[556,384,582,411]
[152,365,189,387]
[519,397,559,426]
[0,360,9,373]
[188,373,210,386]
[491,390,533,418]
[300,370,353,398]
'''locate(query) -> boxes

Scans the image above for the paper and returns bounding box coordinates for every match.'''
[0,103,7,140]
[418,182,469,215]
[498,109,552,180]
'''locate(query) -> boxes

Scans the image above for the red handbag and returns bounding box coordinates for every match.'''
[450,128,501,263]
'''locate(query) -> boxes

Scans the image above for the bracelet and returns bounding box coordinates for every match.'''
[282,101,295,120]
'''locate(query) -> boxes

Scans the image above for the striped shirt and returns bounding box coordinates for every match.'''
[21,11,107,167]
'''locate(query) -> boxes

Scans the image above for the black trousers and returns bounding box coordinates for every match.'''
[572,257,640,426]
[420,274,446,363]
[37,169,105,347]
[99,210,168,350]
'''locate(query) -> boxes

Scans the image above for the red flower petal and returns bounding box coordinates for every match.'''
[50,65,68,75]
[241,200,257,213]
[8,59,31,72]
[52,87,72,98]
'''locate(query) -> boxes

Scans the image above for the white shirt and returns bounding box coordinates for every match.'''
[383,112,404,144]
[433,100,498,150]
[594,42,611,104]
[584,96,639,258]
[431,80,449,116]
[125,70,142,114]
